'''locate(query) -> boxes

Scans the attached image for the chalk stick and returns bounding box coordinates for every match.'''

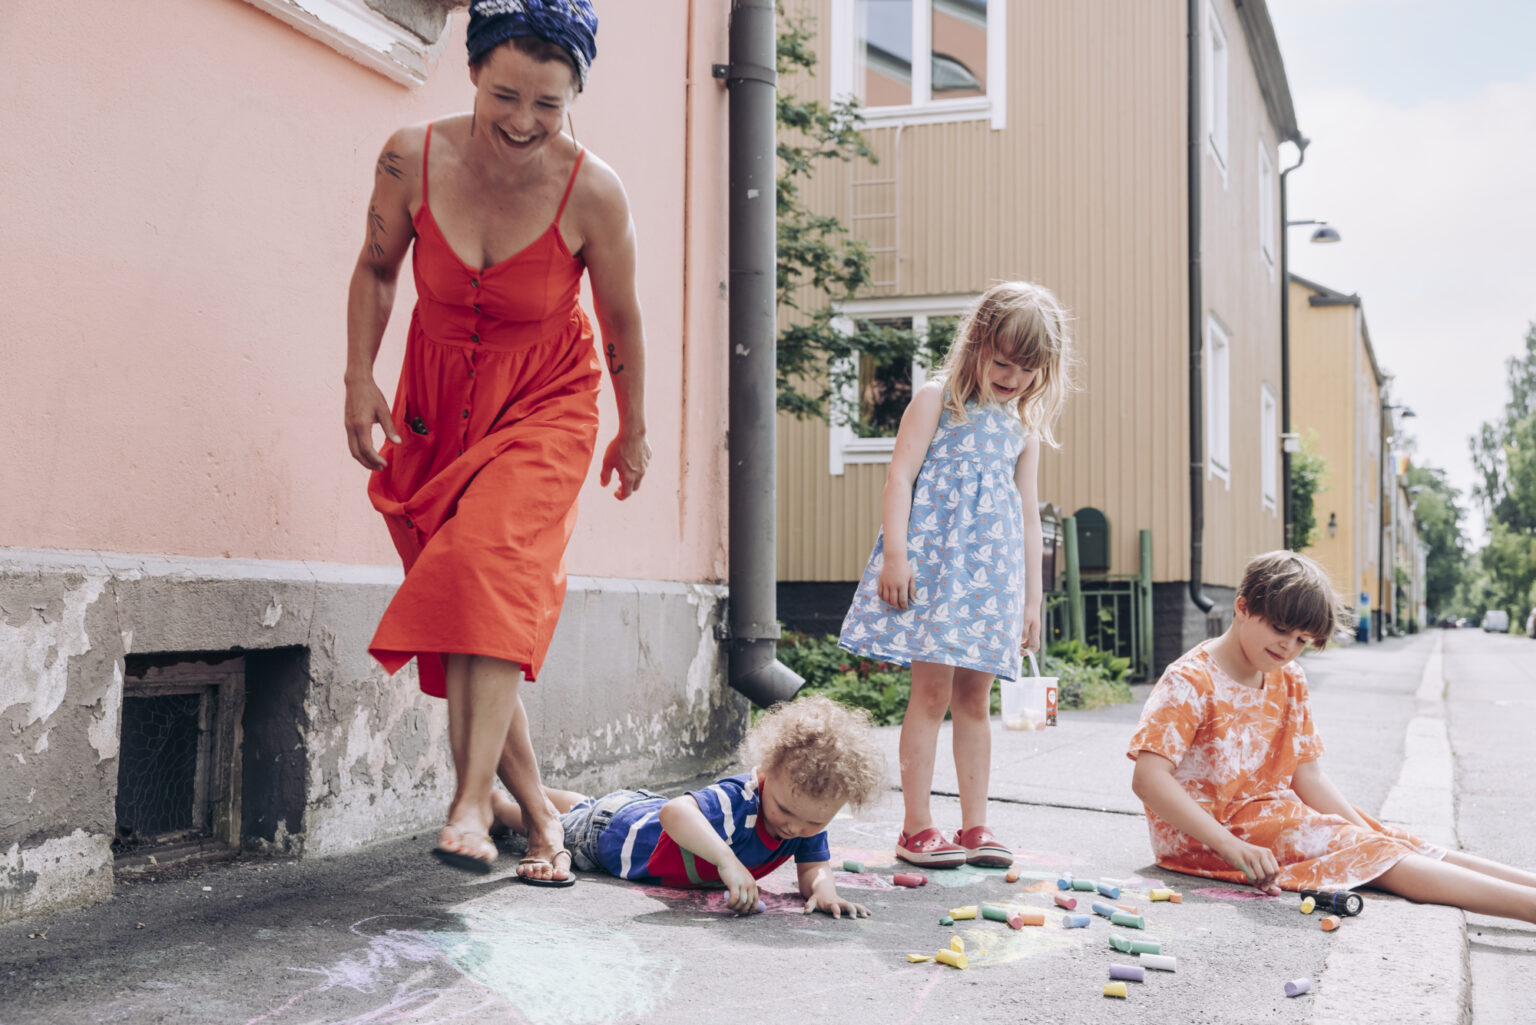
[1149,888,1174,901]
[1320,915,1341,932]
[1053,893,1078,910]
[935,949,968,970]
[842,860,865,873]
[1015,910,1044,926]
[1141,954,1177,972]
[1285,978,1311,997]
[893,873,927,887]
[1006,912,1023,930]
[1057,872,1073,889]
[981,905,1009,923]
[1071,878,1097,891]
[938,915,954,926]
[1110,911,1145,929]
[1091,901,1118,918]
[950,935,965,953]
[1115,904,1140,914]
[948,906,977,920]
[1096,881,1121,899]
[1109,964,1146,983]
[755,899,766,914]
[1169,893,1182,903]
[1129,939,1162,955]
[906,953,934,963]
[1108,934,1133,952]
[1103,982,1128,999]
[1005,868,1020,883]
[1300,896,1316,914]
[1063,914,1092,928]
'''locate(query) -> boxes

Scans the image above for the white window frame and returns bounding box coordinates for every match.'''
[1204,2,1230,184]
[829,0,1008,130]
[1261,384,1278,512]
[1206,314,1231,485]
[827,294,976,475]
[1258,140,1276,277]
[236,0,451,87]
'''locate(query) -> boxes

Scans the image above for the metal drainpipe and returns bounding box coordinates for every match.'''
[720,0,804,706]
[1186,0,1213,616]
[1279,137,1309,549]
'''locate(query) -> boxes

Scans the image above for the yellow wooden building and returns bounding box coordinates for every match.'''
[775,0,1300,672]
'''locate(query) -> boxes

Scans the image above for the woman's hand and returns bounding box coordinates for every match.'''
[1216,835,1282,894]
[877,554,915,610]
[345,377,400,471]
[599,424,651,499]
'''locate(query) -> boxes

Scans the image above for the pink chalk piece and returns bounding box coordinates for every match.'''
[1284,978,1311,998]
[892,873,927,888]
[1053,894,1078,910]
[1007,912,1024,930]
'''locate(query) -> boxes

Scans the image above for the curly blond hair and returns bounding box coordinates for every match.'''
[740,696,888,811]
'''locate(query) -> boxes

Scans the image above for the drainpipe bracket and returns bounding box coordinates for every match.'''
[712,62,777,88]
[715,620,783,642]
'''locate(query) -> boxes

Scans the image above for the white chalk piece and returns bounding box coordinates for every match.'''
[1141,954,1177,972]
[1285,978,1311,997]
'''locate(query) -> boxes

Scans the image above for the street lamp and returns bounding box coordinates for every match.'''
[1377,403,1415,640]
[1278,135,1344,549]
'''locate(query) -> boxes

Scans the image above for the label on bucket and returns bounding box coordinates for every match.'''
[1046,685,1057,726]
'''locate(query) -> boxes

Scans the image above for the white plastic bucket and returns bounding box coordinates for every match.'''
[1000,651,1057,730]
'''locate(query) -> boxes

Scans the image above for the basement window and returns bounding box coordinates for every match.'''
[234,0,455,87]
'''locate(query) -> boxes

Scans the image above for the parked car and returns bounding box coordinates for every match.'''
[1525,608,1536,638]
[1438,617,1459,629]
[1482,610,1510,633]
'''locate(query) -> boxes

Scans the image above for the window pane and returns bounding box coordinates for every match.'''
[932,0,987,98]
[922,315,959,370]
[857,0,913,106]
[855,317,914,438]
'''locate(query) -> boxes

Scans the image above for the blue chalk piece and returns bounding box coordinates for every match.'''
[1063,914,1092,928]
[756,899,766,914]
[1057,872,1073,890]
[1091,901,1117,918]
[1096,881,1121,899]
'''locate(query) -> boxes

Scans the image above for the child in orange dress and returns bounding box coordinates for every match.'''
[1129,551,1536,924]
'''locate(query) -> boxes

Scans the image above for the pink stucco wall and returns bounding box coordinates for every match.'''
[0,0,728,582]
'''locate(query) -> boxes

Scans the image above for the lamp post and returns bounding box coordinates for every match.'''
[1377,402,1414,640]
[1277,133,1341,548]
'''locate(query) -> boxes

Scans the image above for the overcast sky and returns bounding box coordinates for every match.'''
[1267,0,1536,544]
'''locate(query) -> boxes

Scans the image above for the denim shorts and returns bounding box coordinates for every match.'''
[559,788,666,872]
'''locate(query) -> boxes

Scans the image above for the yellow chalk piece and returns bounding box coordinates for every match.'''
[949,935,965,954]
[1103,982,1128,999]
[906,954,934,963]
[1300,896,1316,914]
[1320,915,1341,932]
[1149,888,1173,901]
[935,949,968,970]
[948,906,978,920]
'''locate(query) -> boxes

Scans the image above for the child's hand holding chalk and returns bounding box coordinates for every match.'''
[1219,837,1283,894]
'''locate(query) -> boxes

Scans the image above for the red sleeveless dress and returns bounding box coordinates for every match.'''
[367,123,601,697]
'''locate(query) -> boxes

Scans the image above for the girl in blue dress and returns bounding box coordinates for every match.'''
[838,281,1073,869]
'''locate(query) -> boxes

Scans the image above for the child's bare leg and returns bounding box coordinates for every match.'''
[949,669,995,830]
[489,788,589,836]
[1372,854,1536,925]
[899,661,954,835]
[1441,849,1536,889]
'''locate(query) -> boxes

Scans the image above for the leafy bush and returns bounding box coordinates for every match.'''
[776,630,1134,723]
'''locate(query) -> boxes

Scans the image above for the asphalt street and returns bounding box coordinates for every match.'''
[1,630,1526,1024]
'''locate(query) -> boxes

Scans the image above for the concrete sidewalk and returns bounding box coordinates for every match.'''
[0,636,1466,1024]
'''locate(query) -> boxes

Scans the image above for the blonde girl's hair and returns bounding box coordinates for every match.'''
[739,695,887,811]
[935,280,1074,447]
[1237,550,1352,649]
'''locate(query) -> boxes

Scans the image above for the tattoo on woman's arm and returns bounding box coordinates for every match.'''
[367,204,387,260]
[375,151,404,180]
[605,343,625,374]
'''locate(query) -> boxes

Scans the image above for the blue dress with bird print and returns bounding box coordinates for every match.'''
[838,398,1028,680]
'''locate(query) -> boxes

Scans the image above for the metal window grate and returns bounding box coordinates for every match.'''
[113,692,205,852]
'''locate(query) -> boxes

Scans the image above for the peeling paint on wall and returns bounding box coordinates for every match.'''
[0,573,108,726]
[0,830,113,919]
[86,661,124,762]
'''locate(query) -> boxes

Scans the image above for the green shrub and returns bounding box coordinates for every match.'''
[775,630,1134,722]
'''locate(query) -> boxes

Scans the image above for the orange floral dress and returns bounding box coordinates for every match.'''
[1126,642,1443,891]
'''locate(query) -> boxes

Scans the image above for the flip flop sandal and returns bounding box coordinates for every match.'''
[432,829,496,875]
[518,848,577,888]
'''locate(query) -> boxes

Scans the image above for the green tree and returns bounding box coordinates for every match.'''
[1289,431,1327,550]
[1468,323,1536,626]
[1470,323,1536,527]
[1403,463,1468,619]
[775,9,919,426]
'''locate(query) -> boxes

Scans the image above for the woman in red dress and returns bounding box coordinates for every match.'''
[343,0,648,882]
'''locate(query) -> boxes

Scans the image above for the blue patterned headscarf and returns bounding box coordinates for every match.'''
[467,0,599,90]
